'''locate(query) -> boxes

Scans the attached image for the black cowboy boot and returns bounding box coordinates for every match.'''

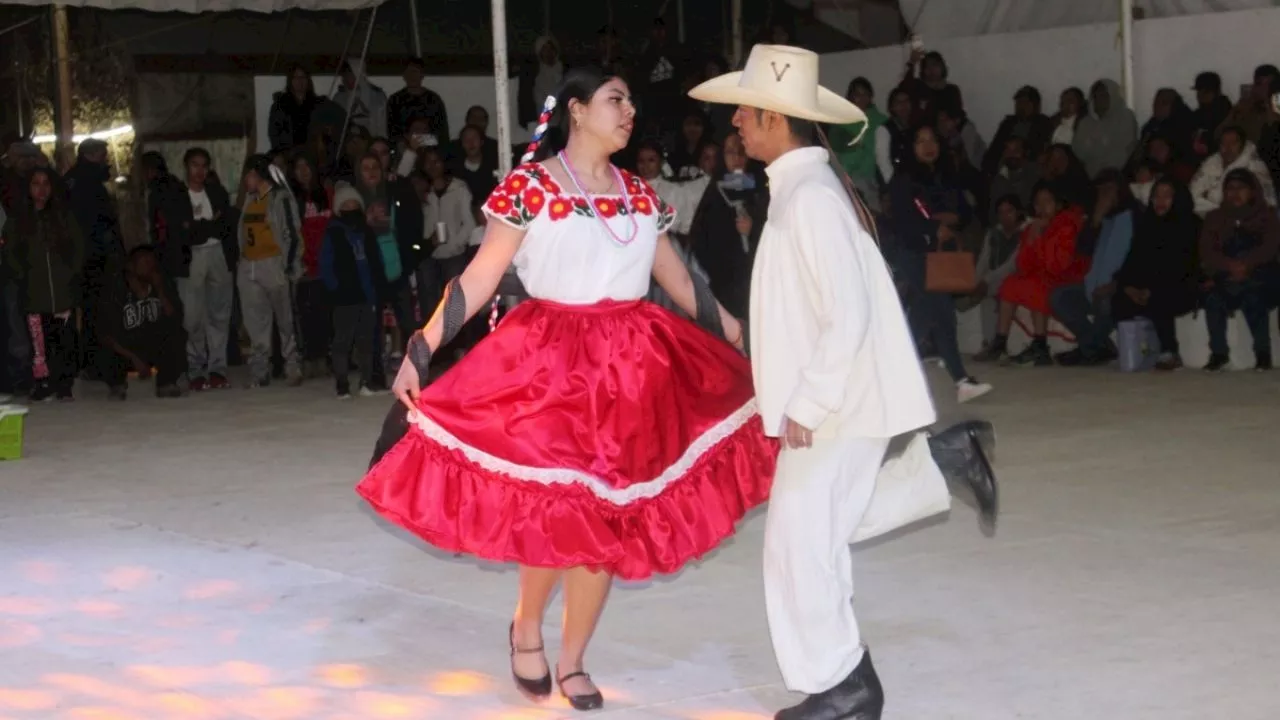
[775,650,884,720]
[928,419,998,531]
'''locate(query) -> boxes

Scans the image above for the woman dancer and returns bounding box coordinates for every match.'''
[356,67,777,711]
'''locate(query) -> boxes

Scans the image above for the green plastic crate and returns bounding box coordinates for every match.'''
[0,405,28,460]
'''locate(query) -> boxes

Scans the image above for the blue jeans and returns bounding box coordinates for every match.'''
[1050,283,1114,355]
[900,251,969,382]
[1204,280,1272,357]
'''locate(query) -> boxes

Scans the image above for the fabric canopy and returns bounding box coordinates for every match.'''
[899,0,1275,38]
[4,0,381,12]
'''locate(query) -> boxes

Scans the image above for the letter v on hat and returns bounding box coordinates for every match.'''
[687,44,867,127]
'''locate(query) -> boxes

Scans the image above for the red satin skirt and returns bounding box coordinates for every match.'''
[356,299,778,580]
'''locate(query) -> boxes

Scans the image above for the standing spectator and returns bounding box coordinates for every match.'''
[3,167,84,401]
[636,18,686,138]
[977,182,1087,365]
[450,125,499,208]
[936,103,987,203]
[0,202,31,399]
[236,155,304,388]
[291,152,334,379]
[420,146,475,297]
[1111,179,1201,371]
[668,110,710,179]
[1074,80,1138,178]
[168,148,235,391]
[1189,71,1233,163]
[320,185,384,398]
[459,105,500,168]
[1199,168,1280,372]
[387,58,448,144]
[984,86,1054,176]
[98,246,186,400]
[1050,170,1137,365]
[888,125,992,403]
[830,77,886,211]
[1189,125,1275,217]
[268,64,322,153]
[64,138,122,379]
[899,50,962,127]
[519,35,564,131]
[1050,87,1088,148]
[333,60,388,141]
[688,132,765,320]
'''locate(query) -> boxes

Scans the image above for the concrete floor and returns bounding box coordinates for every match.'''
[3,364,1278,720]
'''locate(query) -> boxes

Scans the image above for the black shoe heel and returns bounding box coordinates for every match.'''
[557,670,604,711]
[509,622,552,699]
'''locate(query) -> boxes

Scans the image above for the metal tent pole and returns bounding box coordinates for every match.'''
[491,0,512,177]
[731,0,743,67]
[335,6,378,162]
[1120,0,1135,109]
[408,0,422,57]
[52,5,74,169]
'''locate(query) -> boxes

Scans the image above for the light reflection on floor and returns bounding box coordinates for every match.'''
[0,552,773,719]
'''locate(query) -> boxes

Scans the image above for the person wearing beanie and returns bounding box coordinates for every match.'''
[235,154,305,387]
[321,182,385,398]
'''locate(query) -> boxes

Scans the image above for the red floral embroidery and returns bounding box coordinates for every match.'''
[523,187,546,215]
[547,196,573,221]
[593,197,619,219]
[524,163,563,195]
[487,194,512,216]
[630,195,653,216]
[504,174,530,193]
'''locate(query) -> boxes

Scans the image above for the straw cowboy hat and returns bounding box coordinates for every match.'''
[688,44,866,125]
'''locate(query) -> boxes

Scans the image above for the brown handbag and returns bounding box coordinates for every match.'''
[925,235,977,294]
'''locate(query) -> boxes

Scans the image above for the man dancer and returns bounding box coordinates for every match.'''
[691,46,996,720]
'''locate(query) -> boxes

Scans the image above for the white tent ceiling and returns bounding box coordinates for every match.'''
[2,0,380,12]
[899,0,1275,38]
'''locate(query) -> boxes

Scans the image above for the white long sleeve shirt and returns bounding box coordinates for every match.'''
[748,147,936,439]
[1189,143,1277,217]
[422,178,477,260]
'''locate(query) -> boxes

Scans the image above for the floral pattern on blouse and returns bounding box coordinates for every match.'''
[484,163,675,233]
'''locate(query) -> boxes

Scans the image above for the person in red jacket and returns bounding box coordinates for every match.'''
[975,181,1087,365]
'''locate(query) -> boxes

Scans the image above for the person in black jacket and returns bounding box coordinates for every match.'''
[1110,178,1201,371]
[888,125,992,404]
[687,132,764,319]
[320,184,386,398]
[66,138,123,379]
[983,85,1054,178]
[98,245,186,400]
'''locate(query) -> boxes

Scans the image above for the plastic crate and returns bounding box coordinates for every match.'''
[0,405,29,460]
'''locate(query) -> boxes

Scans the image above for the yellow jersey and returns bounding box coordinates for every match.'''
[241,192,282,262]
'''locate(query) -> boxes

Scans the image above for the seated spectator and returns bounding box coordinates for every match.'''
[1130,161,1157,207]
[1199,168,1280,372]
[1050,170,1137,365]
[876,87,915,185]
[1137,134,1195,185]
[688,132,764,320]
[899,50,962,127]
[1043,143,1093,208]
[1138,88,1194,161]
[1074,80,1138,178]
[1111,179,1201,371]
[1050,87,1088,148]
[888,125,992,403]
[830,77,886,212]
[976,182,1087,366]
[936,104,987,203]
[988,135,1040,221]
[321,185,384,398]
[668,110,710,180]
[1190,71,1233,163]
[984,85,1054,177]
[98,246,186,400]
[964,194,1027,349]
[1218,64,1280,144]
[1189,125,1275,216]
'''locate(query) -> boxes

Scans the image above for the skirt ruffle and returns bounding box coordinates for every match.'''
[356,299,777,580]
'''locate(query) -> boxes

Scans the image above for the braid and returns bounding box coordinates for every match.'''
[520,95,558,165]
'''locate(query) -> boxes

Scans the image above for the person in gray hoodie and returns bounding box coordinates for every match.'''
[236,155,304,387]
[1073,79,1138,177]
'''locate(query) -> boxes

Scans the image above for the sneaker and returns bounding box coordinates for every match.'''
[1203,354,1230,373]
[108,385,128,401]
[30,383,54,403]
[1154,353,1183,372]
[207,373,230,390]
[956,377,993,404]
[155,384,183,399]
[1256,353,1273,372]
[336,383,352,400]
[1010,343,1052,367]
[973,343,1007,363]
[359,385,389,398]
[189,377,208,392]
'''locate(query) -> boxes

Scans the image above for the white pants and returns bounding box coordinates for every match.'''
[764,433,951,694]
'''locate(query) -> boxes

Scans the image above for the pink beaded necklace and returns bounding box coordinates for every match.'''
[558,151,639,246]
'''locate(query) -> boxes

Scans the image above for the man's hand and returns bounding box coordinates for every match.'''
[782,416,813,450]
[131,356,152,380]
[936,224,956,244]
[734,214,753,237]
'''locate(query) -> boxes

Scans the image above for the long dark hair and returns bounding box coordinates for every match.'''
[16,167,73,257]
[282,63,318,107]
[290,151,329,212]
[526,66,622,164]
